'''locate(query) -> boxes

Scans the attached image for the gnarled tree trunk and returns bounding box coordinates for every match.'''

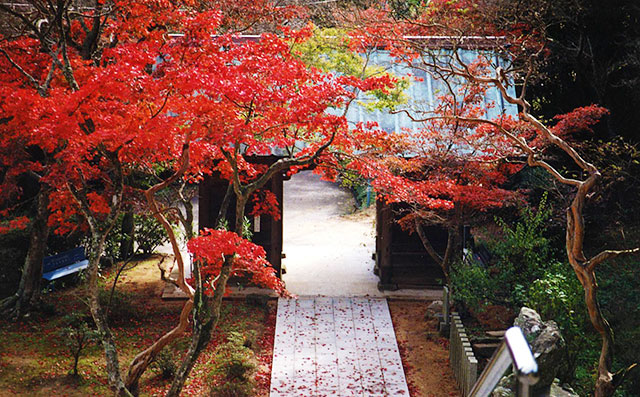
[397,50,640,394]
[124,141,195,394]
[165,195,248,397]
[490,72,639,396]
[1,188,49,318]
[86,232,133,397]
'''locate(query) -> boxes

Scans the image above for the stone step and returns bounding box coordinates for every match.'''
[270,297,410,397]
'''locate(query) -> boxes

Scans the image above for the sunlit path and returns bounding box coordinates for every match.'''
[282,171,381,296]
[270,297,409,397]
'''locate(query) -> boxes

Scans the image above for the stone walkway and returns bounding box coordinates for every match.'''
[270,297,410,397]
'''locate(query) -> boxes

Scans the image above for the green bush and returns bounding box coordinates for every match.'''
[216,332,257,382]
[598,256,640,397]
[208,331,257,396]
[57,312,99,376]
[449,262,492,310]
[151,349,177,379]
[209,381,254,397]
[527,263,589,383]
[450,192,630,395]
[338,169,374,209]
[134,214,168,255]
[98,288,138,323]
[101,213,169,264]
[452,193,558,310]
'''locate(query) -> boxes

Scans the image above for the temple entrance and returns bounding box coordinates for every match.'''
[281,171,380,296]
[197,166,444,296]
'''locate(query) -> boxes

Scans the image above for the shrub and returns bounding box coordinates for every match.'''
[102,218,123,265]
[451,192,615,394]
[451,193,559,310]
[100,212,169,265]
[58,312,99,376]
[98,288,138,323]
[339,169,373,209]
[134,214,168,255]
[527,263,587,382]
[151,349,177,379]
[217,333,257,382]
[450,262,492,310]
[209,381,254,397]
[208,331,257,396]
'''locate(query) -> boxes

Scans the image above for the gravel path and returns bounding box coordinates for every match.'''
[281,171,381,296]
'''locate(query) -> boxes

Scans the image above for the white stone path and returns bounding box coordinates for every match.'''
[270,297,410,397]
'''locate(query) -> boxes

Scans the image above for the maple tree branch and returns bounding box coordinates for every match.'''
[245,124,341,194]
[103,150,125,228]
[393,109,584,187]
[150,90,171,119]
[415,219,443,266]
[0,4,47,44]
[144,133,194,298]
[215,182,233,228]
[158,257,180,289]
[57,14,79,90]
[0,48,45,94]
[41,60,57,93]
[220,148,244,197]
[63,6,82,52]
[585,248,640,273]
[80,0,105,60]
[66,184,93,231]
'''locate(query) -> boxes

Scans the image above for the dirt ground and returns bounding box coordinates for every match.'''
[0,256,459,396]
[388,300,460,397]
[128,259,461,396]
[104,260,461,397]
[0,257,276,397]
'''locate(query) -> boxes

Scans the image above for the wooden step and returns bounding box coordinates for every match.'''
[473,342,501,358]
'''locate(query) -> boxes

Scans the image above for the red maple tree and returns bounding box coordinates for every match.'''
[1,2,392,395]
[345,1,639,395]
[340,60,522,280]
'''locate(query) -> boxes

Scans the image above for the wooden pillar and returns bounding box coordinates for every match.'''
[270,172,284,277]
[376,198,395,290]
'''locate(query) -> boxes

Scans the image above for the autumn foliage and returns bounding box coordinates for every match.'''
[188,228,285,295]
[0,0,391,394]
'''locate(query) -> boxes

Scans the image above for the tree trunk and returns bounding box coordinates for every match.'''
[441,228,456,280]
[120,211,134,261]
[73,351,80,376]
[1,189,49,318]
[165,195,247,397]
[166,259,233,397]
[179,182,195,240]
[415,219,456,283]
[125,299,193,395]
[86,233,132,397]
[415,221,446,275]
[566,205,617,397]
[124,190,198,394]
[215,182,233,228]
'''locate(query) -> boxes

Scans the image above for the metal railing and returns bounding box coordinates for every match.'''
[468,326,539,397]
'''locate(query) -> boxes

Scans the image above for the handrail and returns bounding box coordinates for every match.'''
[468,326,539,397]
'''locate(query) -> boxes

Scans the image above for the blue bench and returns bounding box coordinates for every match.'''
[42,247,89,281]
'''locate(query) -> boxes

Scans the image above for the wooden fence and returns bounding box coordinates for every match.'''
[449,312,479,396]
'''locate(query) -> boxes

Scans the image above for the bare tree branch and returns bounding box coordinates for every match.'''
[586,248,640,273]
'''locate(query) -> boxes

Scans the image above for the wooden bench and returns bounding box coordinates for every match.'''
[42,247,89,282]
